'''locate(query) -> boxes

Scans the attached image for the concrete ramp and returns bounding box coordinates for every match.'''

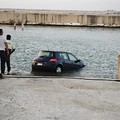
[0,77,120,120]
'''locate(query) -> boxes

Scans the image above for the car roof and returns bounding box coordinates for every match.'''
[41,50,70,54]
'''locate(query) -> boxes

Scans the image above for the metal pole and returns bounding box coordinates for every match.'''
[118,52,120,79]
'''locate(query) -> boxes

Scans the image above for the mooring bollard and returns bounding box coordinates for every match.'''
[118,52,120,79]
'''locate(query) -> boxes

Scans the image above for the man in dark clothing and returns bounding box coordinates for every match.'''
[5,35,15,75]
[0,29,9,78]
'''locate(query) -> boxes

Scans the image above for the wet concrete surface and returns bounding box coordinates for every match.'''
[0,76,120,120]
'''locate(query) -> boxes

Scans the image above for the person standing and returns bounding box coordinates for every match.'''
[21,22,24,30]
[5,34,15,75]
[13,21,16,30]
[0,29,9,78]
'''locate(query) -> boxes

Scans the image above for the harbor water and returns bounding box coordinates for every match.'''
[0,25,120,79]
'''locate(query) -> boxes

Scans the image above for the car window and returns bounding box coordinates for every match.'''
[59,53,68,60]
[38,51,53,57]
[68,53,77,61]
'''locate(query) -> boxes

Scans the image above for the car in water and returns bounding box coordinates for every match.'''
[32,50,85,73]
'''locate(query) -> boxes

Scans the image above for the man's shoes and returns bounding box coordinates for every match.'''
[0,74,4,79]
[7,72,9,75]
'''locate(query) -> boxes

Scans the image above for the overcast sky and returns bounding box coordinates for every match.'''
[0,0,119,11]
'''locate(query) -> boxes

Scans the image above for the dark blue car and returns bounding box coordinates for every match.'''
[32,50,85,73]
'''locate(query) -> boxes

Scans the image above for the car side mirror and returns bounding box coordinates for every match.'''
[75,59,80,63]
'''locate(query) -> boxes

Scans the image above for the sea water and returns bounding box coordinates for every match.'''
[1,25,120,79]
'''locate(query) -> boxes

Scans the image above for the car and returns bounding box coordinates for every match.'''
[32,50,85,73]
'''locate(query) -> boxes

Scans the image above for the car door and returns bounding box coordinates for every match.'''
[67,53,80,69]
[59,52,71,70]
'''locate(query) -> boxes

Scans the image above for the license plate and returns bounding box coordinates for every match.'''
[32,62,35,65]
[37,63,42,66]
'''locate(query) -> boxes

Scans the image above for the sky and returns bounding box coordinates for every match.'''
[0,0,120,11]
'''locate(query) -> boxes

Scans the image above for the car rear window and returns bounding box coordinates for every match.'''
[38,51,54,57]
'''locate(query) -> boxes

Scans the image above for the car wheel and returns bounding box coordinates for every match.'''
[55,66,62,73]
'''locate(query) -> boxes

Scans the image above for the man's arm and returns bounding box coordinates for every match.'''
[10,49,15,55]
[10,42,15,55]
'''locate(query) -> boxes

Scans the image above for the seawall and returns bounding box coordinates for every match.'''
[0,8,120,27]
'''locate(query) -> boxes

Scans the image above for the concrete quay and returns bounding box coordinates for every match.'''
[0,76,120,120]
[0,8,120,27]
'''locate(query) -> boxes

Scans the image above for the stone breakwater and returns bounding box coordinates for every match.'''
[0,8,120,27]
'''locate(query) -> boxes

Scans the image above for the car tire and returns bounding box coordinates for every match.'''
[55,66,63,73]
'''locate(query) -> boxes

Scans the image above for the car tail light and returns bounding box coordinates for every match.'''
[49,59,58,62]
